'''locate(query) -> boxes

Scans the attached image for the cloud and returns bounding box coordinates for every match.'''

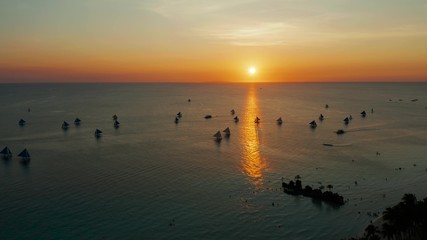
[139,0,427,46]
[140,0,257,18]
[140,0,298,46]
[196,22,295,46]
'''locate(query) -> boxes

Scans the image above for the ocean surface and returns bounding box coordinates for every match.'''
[0,83,426,240]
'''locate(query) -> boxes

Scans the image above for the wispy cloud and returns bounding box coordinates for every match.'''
[140,0,257,18]
[140,0,299,46]
[196,22,295,46]
[140,0,427,46]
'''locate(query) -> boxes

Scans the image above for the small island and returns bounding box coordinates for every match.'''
[282,179,345,206]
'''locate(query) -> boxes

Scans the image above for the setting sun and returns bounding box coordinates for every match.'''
[248,67,257,76]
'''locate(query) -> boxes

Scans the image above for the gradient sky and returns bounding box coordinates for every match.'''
[1,0,427,83]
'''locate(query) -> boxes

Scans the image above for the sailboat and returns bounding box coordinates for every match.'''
[18,149,31,163]
[230,109,235,115]
[174,116,179,124]
[319,114,324,121]
[62,121,70,129]
[277,117,283,125]
[112,114,118,120]
[177,112,182,118]
[94,129,102,138]
[254,116,260,123]
[223,127,231,137]
[18,118,26,126]
[214,131,222,142]
[309,120,317,128]
[360,111,367,117]
[0,147,12,159]
[114,120,120,128]
[234,116,239,122]
[343,117,350,124]
[74,118,81,125]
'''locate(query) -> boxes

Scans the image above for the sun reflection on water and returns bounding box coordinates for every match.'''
[240,85,268,187]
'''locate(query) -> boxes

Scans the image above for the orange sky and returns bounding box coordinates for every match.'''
[1,0,427,83]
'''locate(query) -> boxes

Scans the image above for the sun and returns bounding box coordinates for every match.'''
[248,67,257,76]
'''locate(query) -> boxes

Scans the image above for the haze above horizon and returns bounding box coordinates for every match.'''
[1,0,427,83]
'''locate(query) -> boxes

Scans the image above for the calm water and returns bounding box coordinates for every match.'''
[0,83,426,239]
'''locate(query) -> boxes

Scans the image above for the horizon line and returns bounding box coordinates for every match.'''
[1,80,426,84]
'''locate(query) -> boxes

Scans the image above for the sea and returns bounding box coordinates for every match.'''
[0,83,426,240]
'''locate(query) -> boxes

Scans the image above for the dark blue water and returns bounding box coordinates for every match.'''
[1,83,426,239]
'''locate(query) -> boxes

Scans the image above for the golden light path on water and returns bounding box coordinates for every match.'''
[240,85,268,187]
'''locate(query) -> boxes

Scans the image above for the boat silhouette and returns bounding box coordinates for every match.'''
[223,127,231,137]
[74,118,81,126]
[18,118,26,126]
[18,148,31,163]
[95,129,102,138]
[0,147,12,160]
[309,120,317,128]
[62,121,70,129]
[213,131,222,142]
